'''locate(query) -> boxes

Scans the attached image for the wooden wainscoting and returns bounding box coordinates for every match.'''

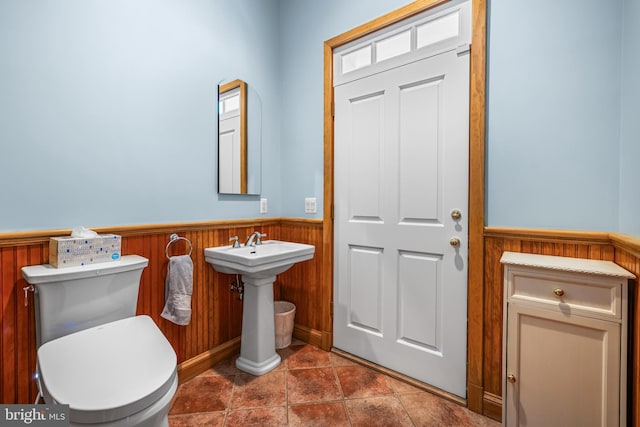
[612,233,640,426]
[482,227,640,424]
[275,219,330,350]
[0,218,324,404]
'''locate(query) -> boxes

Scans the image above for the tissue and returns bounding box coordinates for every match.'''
[71,226,99,239]
[49,227,121,268]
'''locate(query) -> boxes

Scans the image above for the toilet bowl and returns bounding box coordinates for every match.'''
[37,316,177,426]
[22,255,178,426]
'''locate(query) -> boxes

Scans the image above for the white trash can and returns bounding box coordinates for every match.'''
[274,301,296,349]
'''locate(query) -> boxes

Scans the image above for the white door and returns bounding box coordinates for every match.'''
[219,112,241,193]
[334,48,470,397]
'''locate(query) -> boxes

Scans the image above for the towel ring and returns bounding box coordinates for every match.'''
[165,233,193,259]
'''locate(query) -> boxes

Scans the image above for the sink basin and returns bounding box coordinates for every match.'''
[204,239,316,376]
[204,240,315,278]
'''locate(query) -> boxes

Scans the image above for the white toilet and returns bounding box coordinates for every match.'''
[22,255,178,427]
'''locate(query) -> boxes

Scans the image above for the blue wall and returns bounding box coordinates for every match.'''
[0,0,282,232]
[620,0,640,236]
[277,0,638,235]
[486,0,622,231]
[1,0,638,236]
[277,0,411,218]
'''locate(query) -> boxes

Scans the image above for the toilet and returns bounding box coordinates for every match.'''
[22,255,178,427]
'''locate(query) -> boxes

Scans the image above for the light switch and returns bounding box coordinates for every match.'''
[260,198,268,214]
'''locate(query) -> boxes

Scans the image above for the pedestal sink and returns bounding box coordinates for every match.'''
[204,240,315,375]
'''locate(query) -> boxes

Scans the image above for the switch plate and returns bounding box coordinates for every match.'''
[260,198,268,214]
[305,197,317,214]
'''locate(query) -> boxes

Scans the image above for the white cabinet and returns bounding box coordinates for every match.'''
[501,252,634,427]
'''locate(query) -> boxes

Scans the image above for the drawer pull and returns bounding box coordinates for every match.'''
[553,288,565,297]
[507,374,516,383]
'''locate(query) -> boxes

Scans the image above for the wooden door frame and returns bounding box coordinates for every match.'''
[322,0,487,413]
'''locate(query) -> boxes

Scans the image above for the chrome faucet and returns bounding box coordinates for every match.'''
[229,236,241,248]
[245,231,266,247]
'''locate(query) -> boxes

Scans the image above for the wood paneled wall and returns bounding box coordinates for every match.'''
[276,220,331,348]
[4,220,638,421]
[0,218,324,404]
[482,227,640,423]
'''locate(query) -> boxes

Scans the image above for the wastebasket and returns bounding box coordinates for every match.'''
[274,301,296,349]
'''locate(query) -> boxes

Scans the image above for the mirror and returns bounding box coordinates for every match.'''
[218,79,261,195]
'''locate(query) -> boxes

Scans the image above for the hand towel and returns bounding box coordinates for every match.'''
[161,255,193,325]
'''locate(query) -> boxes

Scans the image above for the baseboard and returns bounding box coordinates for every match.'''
[467,382,484,413]
[320,330,333,352]
[293,323,324,348]
[176,336,241,384]
[483,391,503,422]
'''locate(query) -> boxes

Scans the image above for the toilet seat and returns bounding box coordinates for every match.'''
[37,315,177,424]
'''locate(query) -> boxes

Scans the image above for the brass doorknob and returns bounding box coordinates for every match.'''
[450,237,460,247]
[553,288,565,297]
[507,374,516,383]
[451,209,462,220]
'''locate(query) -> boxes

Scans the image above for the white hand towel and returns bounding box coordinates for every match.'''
[161,255,193,325]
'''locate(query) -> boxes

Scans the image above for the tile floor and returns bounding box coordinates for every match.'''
[169,342,500,426]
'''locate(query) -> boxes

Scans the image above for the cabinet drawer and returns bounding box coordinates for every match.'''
[507,270,622,319]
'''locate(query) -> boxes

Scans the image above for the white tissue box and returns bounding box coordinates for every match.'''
[49,234,122,268]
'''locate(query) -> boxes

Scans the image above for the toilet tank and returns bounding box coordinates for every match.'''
[22,255,149,347]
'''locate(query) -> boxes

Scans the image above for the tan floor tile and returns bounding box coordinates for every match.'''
[286,344,332,369]
[230,371,286,409]
[288,402,350,426]
[335,365,394,399]
[329,352,358,367]
[287,367,342,404]
[169,411,226,427]
[345,395,413,427]
[225,406,287,426]
[169,375,234,415]
[400,392,500,426]
[202,355,243,377]
[168,411,225,427]
[170,343,500,426]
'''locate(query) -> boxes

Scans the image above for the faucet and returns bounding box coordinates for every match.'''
[245,231,266,247]
[229,236,241,248]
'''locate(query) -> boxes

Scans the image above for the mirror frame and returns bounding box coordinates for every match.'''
[218,79,248,194]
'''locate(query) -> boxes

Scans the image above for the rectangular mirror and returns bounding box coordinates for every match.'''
[218,79,247,194]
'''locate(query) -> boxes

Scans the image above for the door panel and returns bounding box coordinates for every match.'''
[334,49,469,397]
[398,76,443,223]
[348,92,385,222]
[348,245,384,335]
[506,304,620,426]
[397,251,441,352]
[219,114,241,193]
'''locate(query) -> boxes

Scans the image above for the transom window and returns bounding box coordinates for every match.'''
[334,0,471,85]
[219,89,240,116]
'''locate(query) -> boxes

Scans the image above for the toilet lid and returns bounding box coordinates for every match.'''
[37,315,177,424]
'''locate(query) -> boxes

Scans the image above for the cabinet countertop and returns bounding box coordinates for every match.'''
[500,251,635,279]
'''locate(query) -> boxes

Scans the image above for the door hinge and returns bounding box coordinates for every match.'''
[331,204,335,220]
[331,100,335,117]
[330,302,334,316]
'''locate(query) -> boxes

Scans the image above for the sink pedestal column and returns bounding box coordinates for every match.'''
[235,274,281,375]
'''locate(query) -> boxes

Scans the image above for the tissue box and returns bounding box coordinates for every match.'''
[49,234,122,268]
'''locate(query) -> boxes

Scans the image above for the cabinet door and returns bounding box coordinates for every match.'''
[505,304,620,427]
